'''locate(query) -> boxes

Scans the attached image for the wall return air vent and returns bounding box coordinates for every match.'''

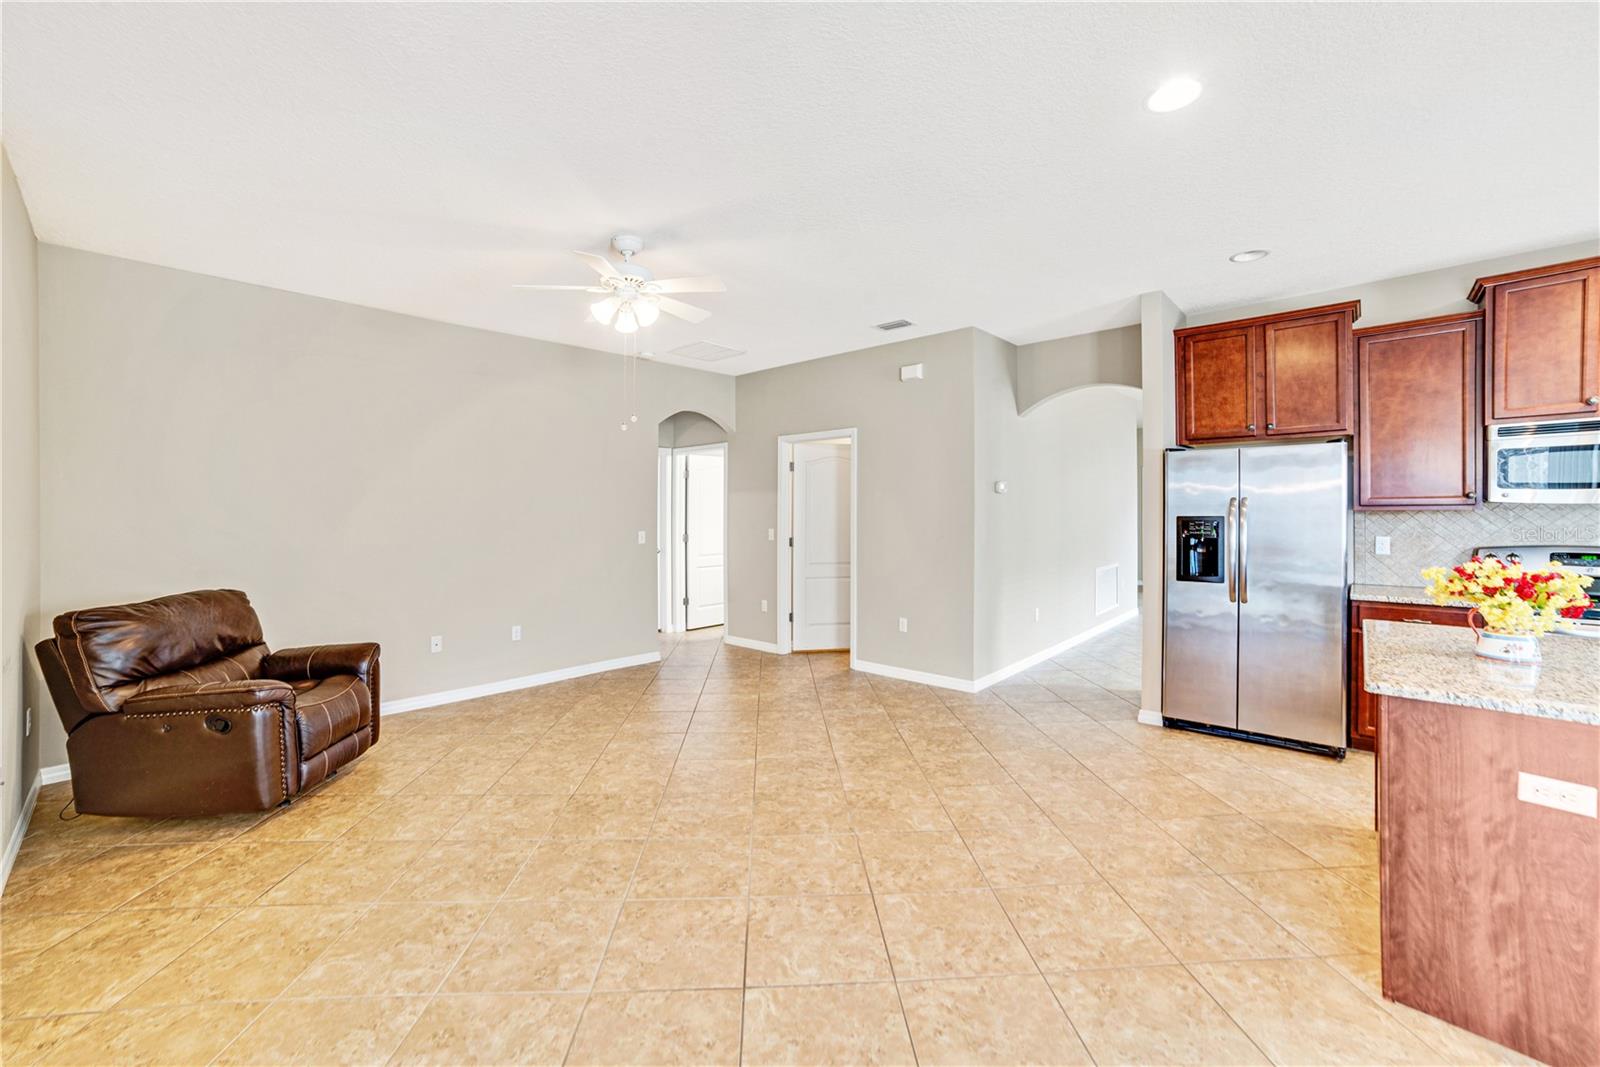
[668,340,745,362]
[874,319,914,331]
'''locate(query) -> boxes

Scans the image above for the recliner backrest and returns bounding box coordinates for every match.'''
[46,589,269,725]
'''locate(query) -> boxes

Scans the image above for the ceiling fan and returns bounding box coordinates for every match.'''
[514,234,725,333]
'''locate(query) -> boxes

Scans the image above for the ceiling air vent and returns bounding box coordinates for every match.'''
[668,341,745,363]
[874,319,915,331]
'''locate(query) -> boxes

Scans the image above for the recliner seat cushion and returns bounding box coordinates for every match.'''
[290,674,371,758]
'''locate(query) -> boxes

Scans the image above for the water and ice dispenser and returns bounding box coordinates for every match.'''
[1176,516,1225,583]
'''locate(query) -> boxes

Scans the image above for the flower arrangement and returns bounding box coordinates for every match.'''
[1420,556,1593,636]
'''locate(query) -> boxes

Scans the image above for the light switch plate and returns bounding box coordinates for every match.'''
[430,635,443,654]
[1375,536,1391,556]
[1517,771,1597,818]
[511,625,522,642]
[898,617,908,633]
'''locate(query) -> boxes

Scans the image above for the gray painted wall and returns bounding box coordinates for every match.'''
[1183,240,1599,330]
[1015,325,1141,414]
[972,331,1140,679]
[726,329,979,678]
[2,149,42,853]
[35,246,734,768]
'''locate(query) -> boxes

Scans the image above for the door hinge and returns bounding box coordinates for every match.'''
[682,532,688,543]
[788,612,793,622]
[788,536,793,547]
[683,597,689,607]
[789,461,795,471]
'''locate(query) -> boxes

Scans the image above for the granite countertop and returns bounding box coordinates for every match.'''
[1349,583,1466,607]
[1362,620,1600,725]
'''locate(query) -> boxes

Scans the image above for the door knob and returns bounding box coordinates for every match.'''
[1266,422,1275,430]
[1247,423,1256,431]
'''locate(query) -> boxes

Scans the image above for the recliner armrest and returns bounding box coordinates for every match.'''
[122,678,297,715]
[260,643,379,689]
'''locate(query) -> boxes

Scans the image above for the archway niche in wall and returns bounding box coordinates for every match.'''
[655,410,730,634]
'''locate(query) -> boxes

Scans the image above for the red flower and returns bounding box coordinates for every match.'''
[1516,579,1537,601]
[1559,605,1586,619]
[1454,565,1470,578]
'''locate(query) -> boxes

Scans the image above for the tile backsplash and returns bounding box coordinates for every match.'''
[1353,503,1599,585]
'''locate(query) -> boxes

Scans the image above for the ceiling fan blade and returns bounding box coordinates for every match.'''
[655,296,712,324]
[574,250,621,279]
[648,275,726,294]
[511,284,606,291]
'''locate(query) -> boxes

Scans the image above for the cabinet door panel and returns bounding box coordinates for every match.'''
[1180,327,1257,442]
[1488,265,1600,421]
[1264,311,1352,435]
[1357,315,1481,509]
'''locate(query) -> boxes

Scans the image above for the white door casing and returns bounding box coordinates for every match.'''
[657,448,673,632]
[791,441,852,651]
[684,447,726,630]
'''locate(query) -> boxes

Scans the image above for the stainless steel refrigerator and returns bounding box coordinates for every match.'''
[1163,441,1350,755]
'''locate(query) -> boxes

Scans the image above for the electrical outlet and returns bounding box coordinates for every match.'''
[1375,536,1391,556]
[767,528,775,542]
[430,635,443,654]
[1517,771,1597,817]
[511,625,522,642]
[898,617,908,633]
[637,530,647,545]
[761,600,768,613]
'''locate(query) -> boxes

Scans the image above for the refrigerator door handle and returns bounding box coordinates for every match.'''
[1238,496,1250,604]
[1226,497,1239,603]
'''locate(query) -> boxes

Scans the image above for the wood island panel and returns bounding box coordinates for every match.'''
[1378,695,1599,1067]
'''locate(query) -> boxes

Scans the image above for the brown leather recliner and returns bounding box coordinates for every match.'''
[35,589,380,817]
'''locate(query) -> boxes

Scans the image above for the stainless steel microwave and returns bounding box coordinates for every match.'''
[1487,419,1600,503]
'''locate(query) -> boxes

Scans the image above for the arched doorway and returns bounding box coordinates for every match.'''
[656,411,730,633]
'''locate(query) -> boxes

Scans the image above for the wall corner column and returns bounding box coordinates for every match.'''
[1138,291,1182,723]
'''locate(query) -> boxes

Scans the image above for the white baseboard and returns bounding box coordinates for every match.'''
[385,650,662,715]
[1,772,42,894]
[850,658,979,694]
[722,634,779,654]
[1137,708,1164,726]
[853,608,1141,696]
[971,608,1140,692]
[40,764,71,785]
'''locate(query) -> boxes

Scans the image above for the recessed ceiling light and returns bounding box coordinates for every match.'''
[1229,249,1270,263]
[1146,77,1203,113]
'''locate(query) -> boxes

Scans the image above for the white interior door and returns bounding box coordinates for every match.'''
[792,441,851,650]
[684,448,725,629]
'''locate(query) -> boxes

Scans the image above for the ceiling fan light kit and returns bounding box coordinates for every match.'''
[516,233,725,335]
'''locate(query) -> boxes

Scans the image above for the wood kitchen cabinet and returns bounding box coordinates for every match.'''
[1348,600,1471,751]
[1355,312,1482,509]
[1175,301,1358,446]
[1471,256,1600,423]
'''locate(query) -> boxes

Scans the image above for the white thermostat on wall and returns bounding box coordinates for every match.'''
[900,363,924,381]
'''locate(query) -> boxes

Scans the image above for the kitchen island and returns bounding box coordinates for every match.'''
[1364,620,1600,1067]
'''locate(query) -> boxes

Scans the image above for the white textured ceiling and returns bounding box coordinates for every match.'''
[4,3,1597,374]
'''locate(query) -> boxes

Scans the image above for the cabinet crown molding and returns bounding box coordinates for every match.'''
[1467,255,1600,303]
[1175,299,1361,338]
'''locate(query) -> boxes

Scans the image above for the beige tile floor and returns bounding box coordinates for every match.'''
[0,617,1539,1065]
